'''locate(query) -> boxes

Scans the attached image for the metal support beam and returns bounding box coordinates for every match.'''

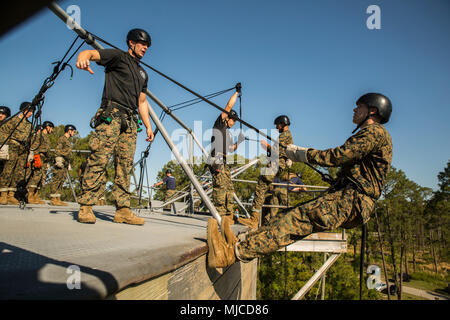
[291,253,341,300]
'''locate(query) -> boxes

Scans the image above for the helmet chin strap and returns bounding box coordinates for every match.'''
[352,114,371,134]
[131,43,142,60]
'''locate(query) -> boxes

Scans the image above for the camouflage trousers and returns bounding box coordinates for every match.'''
[78,108,137,208]
[262,186,289,225]
[210,163,234,217]
[237,186,375,261]
[0,145,28,192]
[164,189,176,210]
[50,165,68,197]
[251,158,290,214]
[28,162,47,190]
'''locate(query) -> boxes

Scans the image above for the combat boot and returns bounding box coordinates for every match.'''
[113,208,145,225]
[0,192,7,205]
[207,218,236,268]
[51,196,68,206]
[27,188,40,204]
[50,196,58,206]
[7,191,20,205]
[77,205,96,224]
[221,215,237,246]
[237,211,261,230]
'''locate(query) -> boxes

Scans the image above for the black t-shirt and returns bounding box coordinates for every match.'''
[97,49,148,110]
[211,115,233,158]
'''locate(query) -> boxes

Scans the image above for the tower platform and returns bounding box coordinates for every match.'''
[0,203,256,300]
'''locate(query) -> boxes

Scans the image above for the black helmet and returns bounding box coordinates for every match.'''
[19,101,34,112]
[356,93,392,124]
[0,106,11,117]
[274,115,290,126]
[166,169,172,174]
[127,28,151,47]
[228,110,239,121]
[65,124,77,132]
[42,121,55,129]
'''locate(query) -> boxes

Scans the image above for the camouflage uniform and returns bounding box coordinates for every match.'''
[50,135,72,199]
[78,107,137,208]
[210,163,235,217]
[0,115,33,196]
[251,130,293,214]
[237,123,392,260]
[263,182,290,225]
[27,132,51,192]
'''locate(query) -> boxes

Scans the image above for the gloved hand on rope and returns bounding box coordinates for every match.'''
[286,144,309,163]
[260,140,270,151]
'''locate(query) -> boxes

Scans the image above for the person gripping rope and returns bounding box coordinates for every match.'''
[207,92,393,269]
[75,28,154,225]
[208,85,245,222]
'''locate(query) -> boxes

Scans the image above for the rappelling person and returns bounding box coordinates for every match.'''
[237,115,293,229]
[208,84,245,222]
[0,102,34,205]
[207,93,393,269]
[75,28,154,225]
[27,121,54,204]
[49,124,76,206]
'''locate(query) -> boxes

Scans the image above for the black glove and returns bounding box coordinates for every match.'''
[237,132,245,145]
[235,82,242,94]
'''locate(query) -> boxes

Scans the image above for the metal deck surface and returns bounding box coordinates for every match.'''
[0,203,226,299]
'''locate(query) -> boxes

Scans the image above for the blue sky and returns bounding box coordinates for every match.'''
[0,0,449,190]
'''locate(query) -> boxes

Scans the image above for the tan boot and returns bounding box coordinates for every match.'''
[113,208,145,225]
[221,215,238,246]
[34,190,46,204]
[7,191,20,205]
[78,205,96,224]
[51,196,68,206]
[50,196,59,206]
[27,188,39,204]
[207,218,236,268]
[0,191,7,205]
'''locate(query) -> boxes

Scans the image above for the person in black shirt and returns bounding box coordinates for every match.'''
[75,29,154,225]
[208,87,245,221]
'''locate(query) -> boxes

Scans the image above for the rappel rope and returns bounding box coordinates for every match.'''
[78,30,273,143]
